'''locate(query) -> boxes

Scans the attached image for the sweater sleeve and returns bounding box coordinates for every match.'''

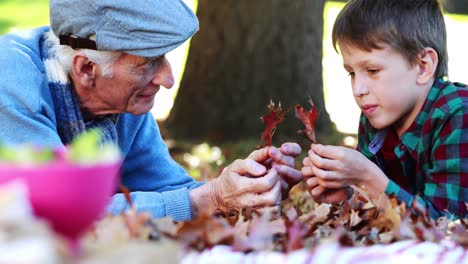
[108,113,204,221]
[108,188,193,221]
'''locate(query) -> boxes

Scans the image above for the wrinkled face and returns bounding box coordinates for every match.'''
[340,43,426,136]
[91,54,174,116]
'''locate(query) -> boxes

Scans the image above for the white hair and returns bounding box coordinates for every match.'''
[45,31,121,78]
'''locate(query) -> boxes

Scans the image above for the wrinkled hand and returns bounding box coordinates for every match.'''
[210,150,282,211]
[190,144,301,217]
[264,142,302,198]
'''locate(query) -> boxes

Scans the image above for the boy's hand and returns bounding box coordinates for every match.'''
[302,156,353,203]
[303,144,388,200]
[308,179,353,203]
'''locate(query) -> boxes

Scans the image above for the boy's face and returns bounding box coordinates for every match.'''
[340,43,428,136]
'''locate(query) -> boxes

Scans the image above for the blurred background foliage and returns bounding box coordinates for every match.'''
[0,0,49,35]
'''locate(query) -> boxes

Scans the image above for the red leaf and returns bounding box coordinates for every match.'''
[119,183,133,206]
[258,100,289,148]
[295,98,319,143]
[285,219,307,252]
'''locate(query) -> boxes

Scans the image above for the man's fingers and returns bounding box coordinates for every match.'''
[264,158,273,168]
[238,175,282,208]
[279,177,290,198]
[280,142,301,157]
[234,167,278,193]
[247,147,270,162]
[269,147,295,167]
[255,178,282,206]
[228,158,266,177]
[273,163,302,185]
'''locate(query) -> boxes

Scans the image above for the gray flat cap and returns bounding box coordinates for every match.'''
[50,0,199,58]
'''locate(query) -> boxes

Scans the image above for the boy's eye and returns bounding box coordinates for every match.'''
[348,71,355,78]
[367,69,379,75]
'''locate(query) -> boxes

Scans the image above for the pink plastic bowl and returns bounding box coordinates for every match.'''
[0,160,121,240]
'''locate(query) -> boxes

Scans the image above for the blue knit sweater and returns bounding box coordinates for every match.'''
[0,26,203,221]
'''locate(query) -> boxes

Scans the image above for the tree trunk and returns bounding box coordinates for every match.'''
[441,0,468,14]
[167,0,334,145]
[331,0,468,15]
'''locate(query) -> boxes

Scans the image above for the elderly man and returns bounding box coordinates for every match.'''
[0,0,302,221]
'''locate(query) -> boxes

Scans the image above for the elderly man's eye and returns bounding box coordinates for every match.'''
[145,56,165,69]
[145,60,155,69]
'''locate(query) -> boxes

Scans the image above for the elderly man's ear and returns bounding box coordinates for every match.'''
[71,52,96,88]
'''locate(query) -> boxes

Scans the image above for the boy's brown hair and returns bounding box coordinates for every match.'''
[332,0,448,79]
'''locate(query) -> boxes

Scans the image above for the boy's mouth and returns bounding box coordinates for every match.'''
[361,104,378,115]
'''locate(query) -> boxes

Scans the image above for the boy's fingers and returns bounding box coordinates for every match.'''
[302,157,312,166]
[306,177,319,191]
[301,165,315,179]
[316,177,345,189]
[311,185,325,198]
[308,150,340,171]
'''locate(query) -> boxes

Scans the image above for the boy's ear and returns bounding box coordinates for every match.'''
[416,47,438,85]
[70,52,97,88]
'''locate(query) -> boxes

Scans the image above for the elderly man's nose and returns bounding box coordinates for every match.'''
[152,59,174,89]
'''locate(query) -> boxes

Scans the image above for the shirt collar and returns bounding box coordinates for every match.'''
[400,78,446,152]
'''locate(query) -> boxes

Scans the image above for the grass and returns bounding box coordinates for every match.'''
[450,13,468,22]
[0,0,49,35]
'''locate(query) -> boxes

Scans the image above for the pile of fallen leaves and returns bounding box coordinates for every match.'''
[83,99,466,258]
[84,186,466,256]
[160,190,466,252]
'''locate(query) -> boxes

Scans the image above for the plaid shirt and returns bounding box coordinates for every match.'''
[357,78,468,219]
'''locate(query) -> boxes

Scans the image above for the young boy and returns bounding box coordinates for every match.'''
[302,0,467,219]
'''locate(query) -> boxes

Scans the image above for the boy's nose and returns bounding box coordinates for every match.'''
[352,76,369,97]
[152,58,175,89]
